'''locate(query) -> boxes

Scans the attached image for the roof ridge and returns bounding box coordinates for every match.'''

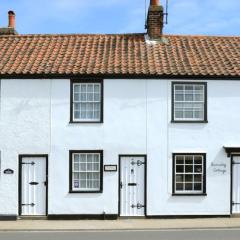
[164,34,240,38]
[0,33,146,38]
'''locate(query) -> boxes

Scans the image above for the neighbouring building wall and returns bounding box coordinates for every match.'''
[147,80,233,215]
[0,79,51,216]
[0,78,238,216]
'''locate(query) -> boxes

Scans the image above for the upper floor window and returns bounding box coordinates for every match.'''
[71,81,103,123]
[172,82,207,122]
[173,153,206,195]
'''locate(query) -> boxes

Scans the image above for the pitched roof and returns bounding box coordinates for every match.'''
[0,33,239,78]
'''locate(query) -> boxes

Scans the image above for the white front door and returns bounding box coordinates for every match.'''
[119,155,146,217]
[232,156,240,214]
[20,156,47,216]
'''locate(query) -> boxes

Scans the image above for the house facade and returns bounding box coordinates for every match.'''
[0,0,240,220]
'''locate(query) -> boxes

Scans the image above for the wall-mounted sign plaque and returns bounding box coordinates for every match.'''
[4,169,14,174]
[104,165,117,172]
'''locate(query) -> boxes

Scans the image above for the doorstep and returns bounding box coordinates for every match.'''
[0,218,240,231]
[18,216,48,220]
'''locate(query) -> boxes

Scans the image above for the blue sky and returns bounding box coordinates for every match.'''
[0,0,239,36]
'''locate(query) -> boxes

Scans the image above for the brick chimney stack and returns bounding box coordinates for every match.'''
[8,11,16,28]
[0,11,17,35]
[146,0,164,40]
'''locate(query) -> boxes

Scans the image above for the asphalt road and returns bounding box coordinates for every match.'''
[0,229,240,240]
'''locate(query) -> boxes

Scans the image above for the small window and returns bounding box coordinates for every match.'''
[70,151,103,193]
[173,153,206,195]
[71,81,103,123]
[172,82,207,122]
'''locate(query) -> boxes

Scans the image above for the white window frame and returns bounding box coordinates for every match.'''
[173,154,206,195]
[70,151,103,193]
[172,82,207,122]
[71,81,102,123]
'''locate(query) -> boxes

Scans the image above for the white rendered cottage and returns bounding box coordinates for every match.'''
[0,0,240,220]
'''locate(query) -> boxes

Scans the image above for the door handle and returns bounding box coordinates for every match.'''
[120,182,123,189]
[29,182,39,185]
[22,203,35,207]
[128,183,137,186]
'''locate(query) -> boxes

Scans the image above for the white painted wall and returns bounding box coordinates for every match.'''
[0,79,51,216]
[0,78,239,216]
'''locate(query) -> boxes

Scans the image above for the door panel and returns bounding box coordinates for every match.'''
[120,156,146,216]
[20,156,47,216]
[232,156,240,214]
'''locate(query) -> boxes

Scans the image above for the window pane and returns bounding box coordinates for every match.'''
[74,85,80,92]
[80,163,86,171]
[80,172,86,179]
[185,174,193,182]
[194,156,203,164]
[87,92,94,101]
[194,111,203,119]
[194,183,202,191]
[74,103,80,111]
[185,85,194,91]
[81,93,87,101]
[73,172,80,180]
[176,156,184,164]
[94,84,100,92]
[175,111,184,119]
[195,85,204,91]
[87,84,93,92]
[194,174,202,182]
[176,165,184,173]
[87,154,93,162]
[175,94,184,101]
[176,183,184,191]
[185,165,193,173]
[74,162,79,171]
[81,84,87,92]
[176,174,184,182]
[94,93,100,101]
[185,94,193,101]
[185,183,193,191]
[185,111,194,119]
[93,180,100,189]
[80,180,87,188]
[185,155,193,164]
[74,154,80,162]
[80,154,86,162]
[195,94,204,101]
[175,85,184,91]
[194,165,202,173]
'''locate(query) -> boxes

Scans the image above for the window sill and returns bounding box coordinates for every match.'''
[172,193,207,196]
[69,190,103,194]
[171,120,208,124]
[69,121,103,124]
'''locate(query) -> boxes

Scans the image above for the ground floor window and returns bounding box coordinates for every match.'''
[173,153,206,195]
[69,150,103,193]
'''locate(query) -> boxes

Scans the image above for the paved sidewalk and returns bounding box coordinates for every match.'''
[1,218,240,231]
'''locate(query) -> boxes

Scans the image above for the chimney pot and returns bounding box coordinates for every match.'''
[150,0,160,6]
[8,10,16,29]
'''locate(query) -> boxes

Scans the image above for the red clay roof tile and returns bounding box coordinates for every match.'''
[0,33,239,78]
